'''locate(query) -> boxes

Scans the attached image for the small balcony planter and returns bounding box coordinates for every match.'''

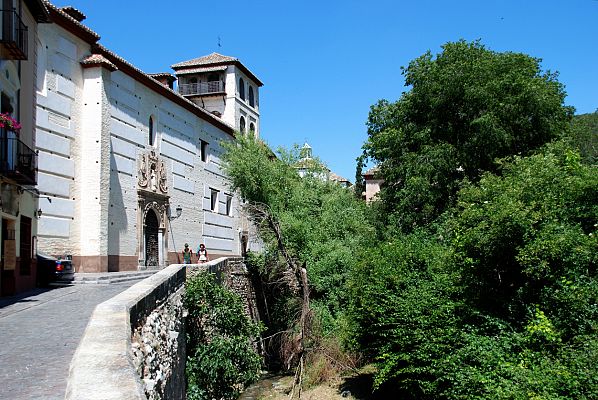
[0,113,22,131]
[0,114,37,185]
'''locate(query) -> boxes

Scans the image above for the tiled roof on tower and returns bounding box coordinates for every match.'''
[171,52,263,86]
[171,52,237,69]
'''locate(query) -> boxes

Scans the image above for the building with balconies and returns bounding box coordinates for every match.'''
[0,0,50,296]
[172,53,263,137]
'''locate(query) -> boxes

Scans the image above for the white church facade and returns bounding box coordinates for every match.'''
[34,3,261,273]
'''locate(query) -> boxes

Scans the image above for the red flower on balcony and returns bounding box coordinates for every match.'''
[0,113,21,131]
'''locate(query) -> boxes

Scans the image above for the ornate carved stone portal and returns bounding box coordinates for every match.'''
[137,193,169,267]
[137,150,170,268]
[138,150,168,194]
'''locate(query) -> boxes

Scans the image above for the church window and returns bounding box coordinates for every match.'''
[249,122,255,135]
[148,116,155,146]
[239,77,245,100]
[210,189,218,212]
[249,86,255,107]
[240,116,246,134]
[225,195,232,216]
[200,139,208,162]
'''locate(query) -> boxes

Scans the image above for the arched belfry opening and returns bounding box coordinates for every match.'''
[144,209,159,266]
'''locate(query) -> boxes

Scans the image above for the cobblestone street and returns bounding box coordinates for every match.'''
[0,282,139,400]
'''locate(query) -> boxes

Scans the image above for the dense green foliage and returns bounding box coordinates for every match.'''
[347,40,597,398]
[350,143,598,398]
[184,273,262,400]
[451,142,598,327]
[350,232,461,395]
[363,40,573,231]
[569,111,598,163]
[223,135,374,338]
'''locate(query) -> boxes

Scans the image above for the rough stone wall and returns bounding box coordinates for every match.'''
[65,264,186,400]
[186,257,264,353]
[66,258,266,399]
[222,258,262,328]
[131,286,185,400]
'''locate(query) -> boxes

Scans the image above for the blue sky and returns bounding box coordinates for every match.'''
[53,0,598,182]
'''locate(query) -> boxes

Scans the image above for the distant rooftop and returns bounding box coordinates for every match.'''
[60,5,85,21]
[363,165,381,178]
[147,72,176,81]
[80,53,117,71]
[329,172,352,185]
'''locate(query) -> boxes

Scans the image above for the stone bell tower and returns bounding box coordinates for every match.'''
[171,53,263,137]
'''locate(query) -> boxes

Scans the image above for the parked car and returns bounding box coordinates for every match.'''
[37,253,74,286]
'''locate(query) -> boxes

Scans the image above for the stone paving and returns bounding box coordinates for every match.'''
[0,281,140,400]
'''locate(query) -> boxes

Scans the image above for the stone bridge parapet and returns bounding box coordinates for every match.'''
[65,257,259,400]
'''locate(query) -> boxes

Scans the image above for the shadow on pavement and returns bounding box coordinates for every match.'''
[0,287,56,309]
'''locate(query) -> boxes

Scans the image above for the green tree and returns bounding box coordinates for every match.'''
[222,135,374,327]
[349,232,463,398]
[354,154,366,199]
[349,143,598,398]
[568,111,598,164]
[451,142,598,333]
[363,40,573,231]
[222,135,375,381]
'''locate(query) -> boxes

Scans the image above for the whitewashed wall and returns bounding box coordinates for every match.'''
[232,66,260,136]
[35,23,88,256]
[36,21,245,266]
[107,69,243,257]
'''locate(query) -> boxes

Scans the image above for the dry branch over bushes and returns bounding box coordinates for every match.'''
[222,136,374,397]
[244,202,312,398]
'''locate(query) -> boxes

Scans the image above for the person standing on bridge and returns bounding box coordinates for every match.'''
[197,243,209,264]
[182,243,193,264]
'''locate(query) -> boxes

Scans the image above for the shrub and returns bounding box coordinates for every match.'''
[185,273,262,400]
[348,232,461,397]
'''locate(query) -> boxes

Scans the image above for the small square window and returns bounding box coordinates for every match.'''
[210,189,218,212]
[200,140,208,162]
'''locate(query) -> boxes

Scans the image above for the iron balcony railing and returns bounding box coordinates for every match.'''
[178,81,225,96]
[0,9,28,60]
[0,127,37,185]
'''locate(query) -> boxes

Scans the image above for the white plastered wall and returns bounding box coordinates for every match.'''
[220,66,260,137]
[36,22,249,265]
[35,23,89,257]
[108,70,243,259]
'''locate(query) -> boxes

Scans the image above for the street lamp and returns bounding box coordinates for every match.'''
[168,204,183,221]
